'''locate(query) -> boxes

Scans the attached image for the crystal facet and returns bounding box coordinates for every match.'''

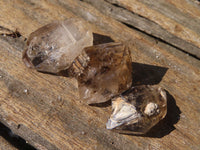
[69,42,132,104]
[106,85,167,134]
[23,18,93,73]
[22,18,168,135]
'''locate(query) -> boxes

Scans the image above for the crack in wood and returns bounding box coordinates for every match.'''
[0,26,22,38]
[122,22,200,60]
[0,122,36,150]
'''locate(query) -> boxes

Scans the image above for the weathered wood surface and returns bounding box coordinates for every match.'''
[104,0,200,58]
[0,0,200,150]
[0,137,17,150]
[0,122,35,150]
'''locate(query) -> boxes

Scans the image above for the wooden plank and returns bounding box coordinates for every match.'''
[103,0,200,58]
[0,136,17,150]
[0,0,200,150]
[0,122,35,150]
[57,0,200,68]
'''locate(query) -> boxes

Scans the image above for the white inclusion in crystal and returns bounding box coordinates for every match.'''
[106,98,140,129]
[144,102,159,116]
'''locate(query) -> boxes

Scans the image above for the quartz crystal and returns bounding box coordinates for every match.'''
[22,18,168,134]
[106,85,167,134]
[22,18,93,73]
[68,42,132,104]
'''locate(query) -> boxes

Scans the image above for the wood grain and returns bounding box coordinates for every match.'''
[104,0,200,58]
[0,122,35,150]
[0,0,200,150]
[0,136,17,150]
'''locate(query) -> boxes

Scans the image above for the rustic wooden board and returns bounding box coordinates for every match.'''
[104,0,200,59]
[0,122,35,150]
[0,0,200,150]
[0,136,17,150]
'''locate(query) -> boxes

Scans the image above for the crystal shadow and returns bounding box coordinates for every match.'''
[0,122,36,150]
[93,33,114,45]
[132,62,168,86]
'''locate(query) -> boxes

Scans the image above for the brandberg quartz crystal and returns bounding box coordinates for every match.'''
[23,18,93,73]
[22,18,168,135]
[68,42,132,104]
[106,85,167,134]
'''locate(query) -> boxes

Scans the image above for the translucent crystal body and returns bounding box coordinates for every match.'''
[69,42,132,104]
[23,18,93,73]
[106,85,167,134]
[22,18,168,135]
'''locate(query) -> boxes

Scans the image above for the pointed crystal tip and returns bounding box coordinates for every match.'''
[76,42,132,104]
[106,85,167,134]
[23,18,93,73]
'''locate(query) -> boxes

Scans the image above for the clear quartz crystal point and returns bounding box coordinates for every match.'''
[22,18,93,73]
[106,85,167,134]
[68,42,132,104]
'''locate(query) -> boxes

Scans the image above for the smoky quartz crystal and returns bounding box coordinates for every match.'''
[23,18,93,73]
[69,42,132,104]
[22,18,168,135]
[106,85,167,134]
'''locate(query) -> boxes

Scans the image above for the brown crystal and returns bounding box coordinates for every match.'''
[22,18,93,73]
[106,85,167,134]
[68,42,132,104]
